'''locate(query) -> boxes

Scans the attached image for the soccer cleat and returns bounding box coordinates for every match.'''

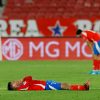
[89,70,98,75]
[97,71,100,74]
[84,81,90,90]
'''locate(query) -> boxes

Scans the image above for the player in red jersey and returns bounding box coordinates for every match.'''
[76,29,100,74]
[7,76,90,91]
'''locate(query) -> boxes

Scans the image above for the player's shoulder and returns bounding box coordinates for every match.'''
[84,30,96,34]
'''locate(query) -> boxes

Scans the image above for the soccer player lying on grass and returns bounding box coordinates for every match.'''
[7,76,90,91]
[76,29,100,74]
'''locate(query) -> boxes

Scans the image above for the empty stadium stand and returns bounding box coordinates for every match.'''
[2,0,100,18]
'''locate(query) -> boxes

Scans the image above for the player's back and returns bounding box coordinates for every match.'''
[31,80,46,85]
[28,80,46,90]
[82,30,100,41]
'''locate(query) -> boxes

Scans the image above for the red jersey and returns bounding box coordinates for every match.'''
[17,76,46,91]
[81,30,100,42]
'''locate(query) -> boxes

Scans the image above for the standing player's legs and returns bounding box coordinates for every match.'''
[90,41,100,74]
[45,80,90,91]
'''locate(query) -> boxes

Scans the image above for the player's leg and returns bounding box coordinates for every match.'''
[92,55,100,74]
[90,41,100,74]
[45,80,62,90]
[61,81,90,91]
[45,80,90,91]
[89,57,100,74]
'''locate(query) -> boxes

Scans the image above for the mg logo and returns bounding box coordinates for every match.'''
[2,39,23,60]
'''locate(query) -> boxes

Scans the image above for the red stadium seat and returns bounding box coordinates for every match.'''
[3,0,100,18]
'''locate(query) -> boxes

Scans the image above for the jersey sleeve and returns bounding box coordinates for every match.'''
[28,80,46,91]
[81,31,88,40]
[28,85,45,91]
[17,76,32,91]
[82,31,93,42]
[82,30,100,42]
[23,76,32,82]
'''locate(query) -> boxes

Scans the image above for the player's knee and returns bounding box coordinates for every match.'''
[61,83,70,90]
[93,55,100,60]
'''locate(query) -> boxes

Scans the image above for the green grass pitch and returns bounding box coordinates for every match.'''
[0,60,100,100]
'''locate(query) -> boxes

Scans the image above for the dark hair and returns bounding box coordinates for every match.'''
[76,29,82,35]
[8,82,13,90]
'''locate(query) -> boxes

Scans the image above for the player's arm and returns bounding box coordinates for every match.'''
[23,76,32,82]
[17,76,32,91]
[86,40,94,54]
[86,40,93,49]
[17,81,29,91]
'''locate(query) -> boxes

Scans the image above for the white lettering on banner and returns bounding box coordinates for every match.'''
[0,19,40,37]
[74,20,100,33]
[0,20,8,37]
[93,21,100,32]
[74,20,92,30]
[29,41,60,58]
[2,39,23,60]
[2,39,92,60]
[65,41,80,57]
[65,41,92,57]
[0,19,100,37]
[25,20,41,37]
[45,41,60,57]
[10,20,24,37]
[82,43,92,57]
[29,42,44,57]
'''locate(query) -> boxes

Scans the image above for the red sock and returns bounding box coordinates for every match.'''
[93,60,100,70]
[99,60,100,70]
[70,85,85,91]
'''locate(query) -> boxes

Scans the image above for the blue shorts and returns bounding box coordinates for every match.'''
[45,80,62,90]
[93,41,100,55]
